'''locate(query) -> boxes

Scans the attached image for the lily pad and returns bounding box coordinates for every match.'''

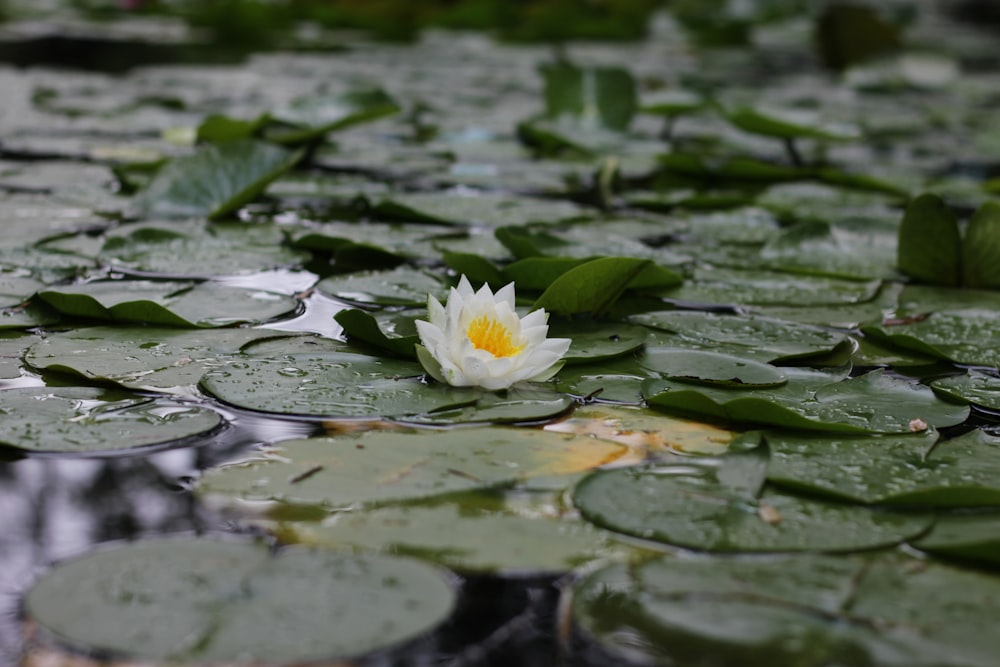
[863,308,1000,369]
[724,105,861,142]
[552,320,648,364]
[913,513,1000,566]
[136,139,303,220]
[571,552,1000,667]
[25,326,292,393]
[573,461,930,552]
[641,348,787,388]
[24,538,454,664]
[932,371,1000,411]
[632,310,852,364]
[316,266,446,307]
[200,352,481,419]
[37,280,298,328]
[273,498,631,575]
[0,386,222,454]
[373,192,589,228]
[198,427,626,508]
[533,257,653,317]
[664,267,882,307]
[766,429,1000,507]
[333,308,419,358]
[643,368,969,434]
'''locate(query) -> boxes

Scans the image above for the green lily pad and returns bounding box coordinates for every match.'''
[533,257,653,317]
[641,348,787,388]
[643,368,968,434]
[0,331,41,379]
[333,308,419,358]
[266,88,400,144]
[198,427,626,508]
[724,105,861,141]
[399,387,575,426]
[372,192,588,228]
[0,386,222,454]
[25,539,454,664]
[136,139,303,220]
[99,221,309,277]
[200,352,481,419]
[316,266,446,307]
[932,371,1000,411]
[25,326,293,393]
[759,219,899,280]
[897,193,962,287]
[571,552,1000,667]
[552,320,648,364]
[272,497,632,575]
[573,461,930,552]
[37,280,298,328]
[961,200,1000,289]
[541,62,636,132]
[664,267,881,307]
[863,308,1000,369]
[632,310,853,364]
[766,429,1000,507]
[913,513,1000,566]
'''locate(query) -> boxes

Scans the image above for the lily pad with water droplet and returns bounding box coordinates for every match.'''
[766,428,1000,507]
[931,371,1000,411]
[135,139,304,220]
[272,496,635,575]
[372,192,589,227]
[316,266,447,308]
[37,280,299,328]
[25,326,295,394]
[24,538,454,664]
[643,368,968,434]
[632,310,854,364]
[0,386,222,454]
[198,426,626,509]
[573,461,930,553]
[641,348,787,388]
[571,552,1000,667]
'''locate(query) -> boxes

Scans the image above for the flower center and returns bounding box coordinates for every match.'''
[467,315,524,358]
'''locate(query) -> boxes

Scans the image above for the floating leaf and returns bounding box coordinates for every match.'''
[136,139,303,219]
[632,310,853,364]
[333,308,418,358]
[25,326,289,393]
[641,348,787,388]
[316,266,446,307]
[573,461,930,552]
[273,497,631,575]
[643,368,968,434]
[766,429,1000,507]
[25,539,454,663]
[0,386,222,454]
[198,427,625,508]
[533,257,652,317]
[897,193,961,287]
[37,280,298,328]
[572,552,1000,667]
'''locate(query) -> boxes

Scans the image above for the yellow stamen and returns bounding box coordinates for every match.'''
[467,315,524,358]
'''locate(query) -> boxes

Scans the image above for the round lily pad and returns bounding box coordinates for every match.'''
[198,427,627,509]
[200,352,490,419]
[641,348,787,388]
[25,538,455,664]
[571,552,1000,667]
[932,371,1000,411]
[316,266,447,307]
[552,320,648,364]
[275,499,632,575]
[573,463,931,552]
[766,429,1000,507]
[0,386,223,454]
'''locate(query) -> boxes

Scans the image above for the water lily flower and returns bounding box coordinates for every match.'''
[415,276,571,390]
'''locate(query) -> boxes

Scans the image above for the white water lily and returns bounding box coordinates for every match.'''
[415,276,572,390]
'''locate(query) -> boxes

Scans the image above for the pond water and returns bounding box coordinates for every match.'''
[3,3,1000,665]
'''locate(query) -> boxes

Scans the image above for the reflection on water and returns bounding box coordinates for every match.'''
[0,411,319,664]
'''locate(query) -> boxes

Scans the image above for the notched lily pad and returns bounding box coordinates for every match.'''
[37,280,298,328]
[571,552,1000,667]
[0,386,222,454]
[573,461,930,552]
[198,427,625,509]
[641,348,787,388]
[766,429,1000,507]
[25,538,454,664]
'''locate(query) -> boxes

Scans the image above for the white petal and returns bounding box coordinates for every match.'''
[520,308,548,329]
[415,319,445,349]
[495,282,516,309]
